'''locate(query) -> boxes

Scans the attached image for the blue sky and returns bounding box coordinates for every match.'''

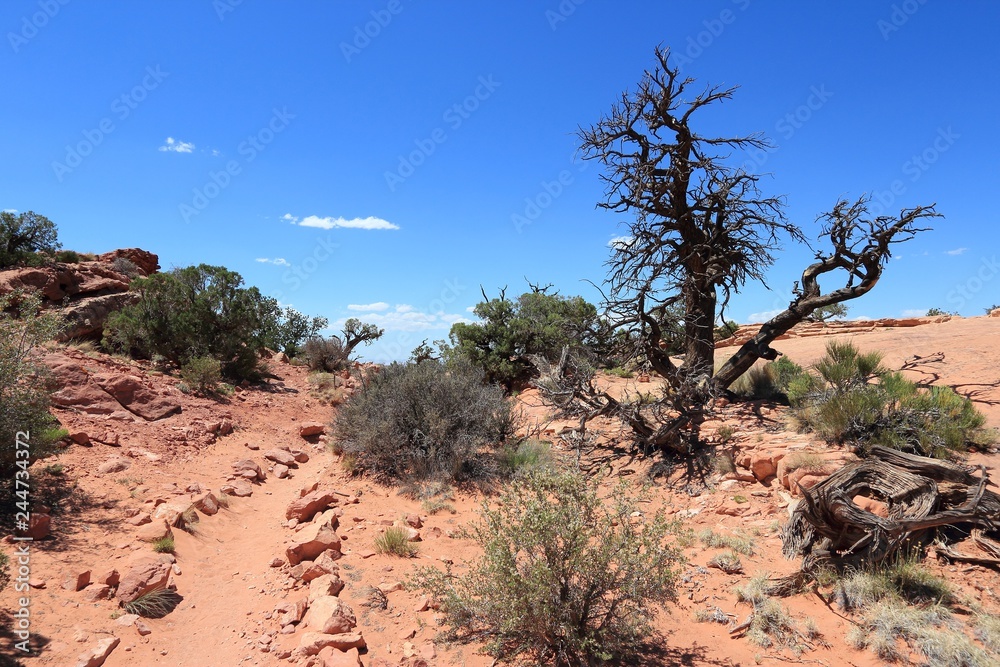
[3,1,998,361]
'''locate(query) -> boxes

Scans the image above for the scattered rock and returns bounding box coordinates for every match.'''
[298,631,365,655]
[286,490,337,522]
[303,596,357,634]
[231,459,264,481]
[404,514,422,529]
[317,646,363,667]
[308,573,345,602]
[301,550,341,583]
[276,598,309,627]
[221,480,254,497]
[97,458,131,475]
[75,636,120,667]
[286,522,342,565]
[274,464,290,479]
[84,584,112,601]
[298,422,326,438]
[116,558,171,603]
[63,570,92,592]
[192,491,220,516]
[264,448,297,467]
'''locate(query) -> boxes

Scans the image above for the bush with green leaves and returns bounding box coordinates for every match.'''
[1,290,66,477]
[412,471,685,666]
[0,550,9,592]
[55,249,80,263]
[809,302,849,321]
[301,318,382,372]
[332,359,515,481]
[789,341,990,458]
[103,264,322,382]
[179,356,222,394]
[448,289,612,389]
[0,210,61,269]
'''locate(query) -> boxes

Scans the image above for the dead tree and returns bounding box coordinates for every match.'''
[578,46,938,452]
[781,446,1000,579]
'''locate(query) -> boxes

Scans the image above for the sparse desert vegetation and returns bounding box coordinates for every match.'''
[3,11,1000,667]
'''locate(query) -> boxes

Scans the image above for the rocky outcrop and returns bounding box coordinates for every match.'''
[716,316,952,348]
[0,247,158,341]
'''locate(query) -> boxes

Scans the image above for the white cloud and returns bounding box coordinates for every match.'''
[945,247,968,256]
[340,304,470,333]
[284,213,399,231]
[255,257,289,266]
[210,149,221,157]
[901,308,929,317]
[347,302,390,312]
[465,305,476,312]
[745,308,783,323]
[159,137,195,153]
[851,315,874,321]
[608,235,634,249]
[2,208,17,214]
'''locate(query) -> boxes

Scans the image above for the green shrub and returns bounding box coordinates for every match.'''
[0,210,61,268]
[834,557,953,611]
[55,249,80,263]
[374,527,418,557]
[412,471,685,666]
[301,319,382,371]
[0,550,9,592]
[103,264,324,382]
[498,439,553,477]
[0,290,66,477]
[790,342,990,458]
[122,587,181,618]
[606,366,634,378]
[152,536,175,553]
[448,289,613,390]
[333,359,515,481]
[714,320,739,340]
[179,356,222,393]
[698,528,755,555]
[729,364,779,399]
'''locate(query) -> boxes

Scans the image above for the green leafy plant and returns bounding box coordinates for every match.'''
[103,264,323,382]
[374,527,417,557]
[0,210,61,268]
[179,356,222,394]
[0,550,9,592]
[152,536,175,553]
[698,529,755,556]
[412,471,685,666]
[122,587,182,618]
[0,290,66,477]
[790,341,991,458]
[498,439,553,477]
[333,359,515,481]
[55,249,80,263]
[448,288,613,390]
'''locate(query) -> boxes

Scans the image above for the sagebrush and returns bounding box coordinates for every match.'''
[412,471,685,666]
[333,359,515,481]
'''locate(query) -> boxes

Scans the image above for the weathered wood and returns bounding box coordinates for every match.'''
[780,446,1000,579]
